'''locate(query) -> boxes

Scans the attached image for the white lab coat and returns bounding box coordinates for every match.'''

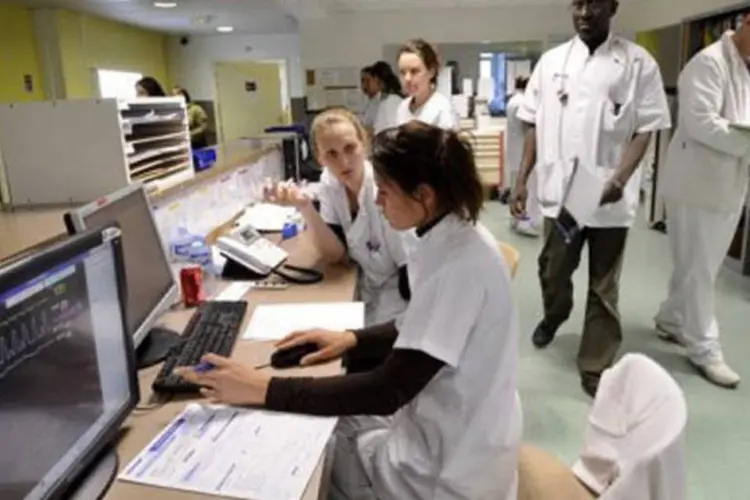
[334,215,522,500]
[572,353,687,500]
[517,35,671,227]
[655,31,750,365]
[373,94,403,134]
[506,92,541,226]
[362,94,381,130]
[396,91,458,130]
[318,163,408,326]
[659,31,750,212]
[505,92,526,181]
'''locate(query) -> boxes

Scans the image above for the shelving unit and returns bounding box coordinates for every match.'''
[0,97,193,209]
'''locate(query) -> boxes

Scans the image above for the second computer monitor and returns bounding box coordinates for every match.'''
[64,184,179,367]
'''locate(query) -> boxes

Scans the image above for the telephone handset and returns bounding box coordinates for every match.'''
[216,223,323,284]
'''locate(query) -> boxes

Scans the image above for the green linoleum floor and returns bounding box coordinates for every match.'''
[480,203,750,500]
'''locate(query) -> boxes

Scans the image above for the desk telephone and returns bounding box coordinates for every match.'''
[216,223,323,285]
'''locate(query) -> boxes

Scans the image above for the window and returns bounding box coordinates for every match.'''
[96,69,143,99]
[479,52,507,114]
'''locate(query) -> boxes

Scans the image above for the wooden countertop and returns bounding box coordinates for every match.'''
[106,232,357,500]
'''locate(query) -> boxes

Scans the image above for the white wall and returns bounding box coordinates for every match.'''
[299,5,576,68]
[168,33,303,101]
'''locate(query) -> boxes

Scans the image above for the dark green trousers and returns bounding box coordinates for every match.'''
[538,218,629,383]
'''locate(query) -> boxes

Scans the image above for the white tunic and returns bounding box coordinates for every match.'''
[318,163,408,326]
[659,31,750,213]
[505,92,526,176]
[518,35,671,227]
[374,94,404,134]
[361,215,523,500]
[362,94,381,130]
[396,91,458,130]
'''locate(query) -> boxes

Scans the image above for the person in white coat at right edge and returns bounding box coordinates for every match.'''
[510,0,671,397]
[654,13,750,389]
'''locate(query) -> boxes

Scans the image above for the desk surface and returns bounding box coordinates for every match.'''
[106,235,357,500]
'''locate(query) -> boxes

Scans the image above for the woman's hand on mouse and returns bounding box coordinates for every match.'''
[263,179,311,209]
[276,329,357,366]
[174,353,271,406]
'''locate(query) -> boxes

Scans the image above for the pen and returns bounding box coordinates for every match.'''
[194,361,215,373]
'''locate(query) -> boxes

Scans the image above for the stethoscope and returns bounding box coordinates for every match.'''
[553,37,632,107]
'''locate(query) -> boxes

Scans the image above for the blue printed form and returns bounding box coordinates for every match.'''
[118,404,338,499]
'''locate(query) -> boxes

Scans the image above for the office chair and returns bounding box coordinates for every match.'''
[499,242,520,279]
[517,354,687,500]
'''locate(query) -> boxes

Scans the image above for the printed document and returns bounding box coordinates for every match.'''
[119,404,337,500]
[243,302,364,340]
[237,204,297,232]
[561,161,605,226]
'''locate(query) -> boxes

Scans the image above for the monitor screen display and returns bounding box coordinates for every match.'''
[0,238,133,500]
[80,188,175,344]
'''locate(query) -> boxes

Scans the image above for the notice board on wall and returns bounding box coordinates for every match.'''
[305,67,365,113]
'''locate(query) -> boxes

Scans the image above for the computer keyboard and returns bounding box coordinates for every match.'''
[152,300,248,394]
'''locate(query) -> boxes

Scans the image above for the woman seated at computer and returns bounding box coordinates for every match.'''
[177,122,522,500]
[264,108,409,327]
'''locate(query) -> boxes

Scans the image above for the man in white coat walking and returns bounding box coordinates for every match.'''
[510,0,671,397]
[654,13,750,389]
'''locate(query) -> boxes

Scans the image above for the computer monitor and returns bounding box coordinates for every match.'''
[64,184,180,368]
[0,226,139,500]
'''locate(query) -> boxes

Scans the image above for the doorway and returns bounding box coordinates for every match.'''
[214,61,284,143]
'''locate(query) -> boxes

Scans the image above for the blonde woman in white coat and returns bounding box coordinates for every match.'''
[265,108,409,327]
[655,18,750,389]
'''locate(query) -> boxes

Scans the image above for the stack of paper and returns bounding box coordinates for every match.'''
[237,203,297,232]
[119,404,337,500]
[243,302,365,340]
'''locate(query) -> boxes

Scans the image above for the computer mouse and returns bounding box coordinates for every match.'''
[270,343,319,369]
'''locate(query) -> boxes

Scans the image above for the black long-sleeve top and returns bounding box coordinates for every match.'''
[265,321,443,416]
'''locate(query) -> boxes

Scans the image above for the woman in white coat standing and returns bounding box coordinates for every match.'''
[371,61,405,134]
[396,38,458,130]
[265,108,408,327]
[654,17,750,389]
[178,121,522,500]
[505,76,540,237]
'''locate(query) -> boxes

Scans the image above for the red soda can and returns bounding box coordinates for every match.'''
[180,266,205,307]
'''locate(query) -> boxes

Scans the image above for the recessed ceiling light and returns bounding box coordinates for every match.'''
[216,26,234,33]
[154,1,177,8]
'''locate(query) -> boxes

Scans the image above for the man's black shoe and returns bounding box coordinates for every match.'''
[581,374,600,399]
[531,321,557,348]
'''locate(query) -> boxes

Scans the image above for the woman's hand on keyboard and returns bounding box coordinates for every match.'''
[276,329,357,366]
[174,353,270,406]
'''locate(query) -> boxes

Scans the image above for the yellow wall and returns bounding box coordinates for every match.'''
[636,31,660,59]
[0,5,46,103]
[56,10,170,98]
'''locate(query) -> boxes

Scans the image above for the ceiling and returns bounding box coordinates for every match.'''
[0,0,616,35]
[0,0,299,34]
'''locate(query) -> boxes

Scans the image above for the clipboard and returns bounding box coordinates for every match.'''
[554,158,606,243]
[554,159,581,243]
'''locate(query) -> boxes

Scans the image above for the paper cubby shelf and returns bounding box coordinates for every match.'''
[0,97,193,208]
